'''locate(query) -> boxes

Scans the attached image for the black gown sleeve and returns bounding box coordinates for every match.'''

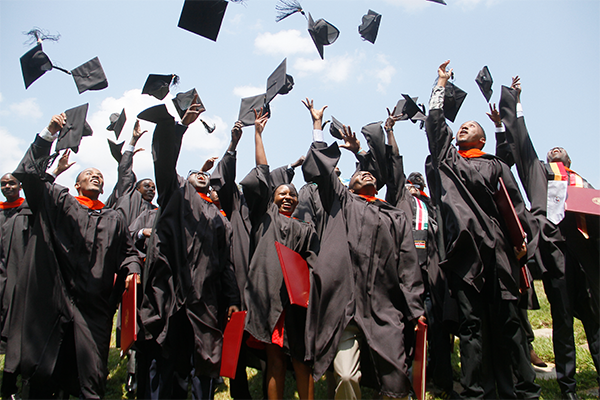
[152,118,185,209]
[240,164,273,227]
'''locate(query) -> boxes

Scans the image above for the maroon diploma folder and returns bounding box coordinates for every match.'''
[120,273,138,355]
[413,319,428,400]
[275,241,310,308]
[565,186,600,216]
[220,310,248,379]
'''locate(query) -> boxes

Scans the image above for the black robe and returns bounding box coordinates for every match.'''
[0,199,32,354]
[210,152,296,310]
[140,120,238,378]
[10,135,141,398]
[240,164,318,361]
[498,85,599,316]
[303,141,423,397]
[425,108,532,300]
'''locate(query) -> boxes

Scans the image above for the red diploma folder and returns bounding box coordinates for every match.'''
[220,310,248,379]
[565,186,600,216]
[120,273,138,356]
[413,319,428,400]
[275,241,310,308]
[494,178,530,291]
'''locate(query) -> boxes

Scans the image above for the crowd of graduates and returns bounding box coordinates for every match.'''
[0,59,598,400]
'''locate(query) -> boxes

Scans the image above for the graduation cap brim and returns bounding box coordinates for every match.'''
[137,104,174,124]
[427,0,447,4]
[172,88,205,119]
[329,115,344,140]
[56,103,92,153]
[107,139,125,164]
[266,58,292,104]
[308,13,340,60]
[475,66,493,103]
[107,109,126,140]
[20,43,53,89]
[71,56,108,94]
[358,10,381,44]
[178,0,228,42]
[238,93,269,127]
[142,74,175,100]
[444,82,467,123]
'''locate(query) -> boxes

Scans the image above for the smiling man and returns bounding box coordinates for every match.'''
[7,113,141,399]
[302,98,423,400]
[425,61,539,399]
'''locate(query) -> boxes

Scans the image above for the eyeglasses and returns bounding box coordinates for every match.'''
[187,170,210,178]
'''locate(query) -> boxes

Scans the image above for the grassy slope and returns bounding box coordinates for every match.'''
[1,280,598,399]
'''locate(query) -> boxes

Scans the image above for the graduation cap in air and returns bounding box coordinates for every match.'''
[307,13,339,60]
[426,0,447,4]
[19,43,72,89]
[178,0,243,42]
[172,89,215,133]
[266,58,294,104]
[142,74,179,100]
[172,88,206,118]
[443,82,467,122]
[107,139,125,163]
[358,10,381,44]
[137,104,174,124]
[56,103,93,153]
[71,57,108,94]
[329,116,345,140]
[238,93,269,127]
[107,109,126,140]
[475,66,493,103]
[399,94,427,123]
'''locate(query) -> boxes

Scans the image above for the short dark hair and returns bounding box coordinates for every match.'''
[273,183,298,199]
[136,179,153,189]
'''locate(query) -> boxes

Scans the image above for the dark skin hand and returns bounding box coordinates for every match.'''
[52,149,76,177]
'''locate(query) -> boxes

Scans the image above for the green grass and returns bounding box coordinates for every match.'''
[2,280,598,399]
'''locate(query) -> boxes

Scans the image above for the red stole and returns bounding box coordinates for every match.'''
[0,197,24,210]
[358,194,386,203]
[75,196,105,210]
[458,148,486,158]
[198,192,227,217]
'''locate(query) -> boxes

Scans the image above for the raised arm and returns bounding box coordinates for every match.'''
[254,108,269,166]
[425,60,454,165]
[210,121,243,219]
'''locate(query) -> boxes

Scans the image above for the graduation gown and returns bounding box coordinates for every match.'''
[240,164,318,361]
[303,141,423,397]
[140,119,237,378]
[210,152,296,310]
[425,108,531,300]
[10,135,141,398]
[0,198,32,354]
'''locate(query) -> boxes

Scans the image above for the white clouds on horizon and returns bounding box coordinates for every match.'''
[254,29,314,56]
[233,85,265,98]
[375,55,397,94]
[0,98,43,120]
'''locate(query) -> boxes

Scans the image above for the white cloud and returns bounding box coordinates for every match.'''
[0,127,26,174]
[382,0,430,12]
[293,53,359,83]
[7,98,43,119]
[375,55,397,94]
[180,115,229,156]
[294,57,326,76]
[0,93,3,103]
[325,54,356,83]
[254,30,314,56]
[233,85,265,98]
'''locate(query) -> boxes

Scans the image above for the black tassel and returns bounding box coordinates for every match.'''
[275,0,305,22]
[201,120,216,134]
[24,27,61,45]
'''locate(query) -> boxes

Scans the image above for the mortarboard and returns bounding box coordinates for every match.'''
[427,0,447,4]
[266,58,294,104]
[358,10,381,44]
[329,116,345,140]
[107,109,126,140]
[307,13,339,60]
[443,82,467,123]
[56,103,93,153]
[475,66,493,103]
[20,44,53,89]
[137,104,174,124]
[107,139,125,163]
[142,74,179,100]
[178,0,228,42]
[238,93,269,127]
[172,88,206,119]
[71,57,108,94]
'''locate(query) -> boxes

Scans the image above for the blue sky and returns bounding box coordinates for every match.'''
[1,0,598,200]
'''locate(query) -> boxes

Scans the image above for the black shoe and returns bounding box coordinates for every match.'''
[562,392,579,400]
